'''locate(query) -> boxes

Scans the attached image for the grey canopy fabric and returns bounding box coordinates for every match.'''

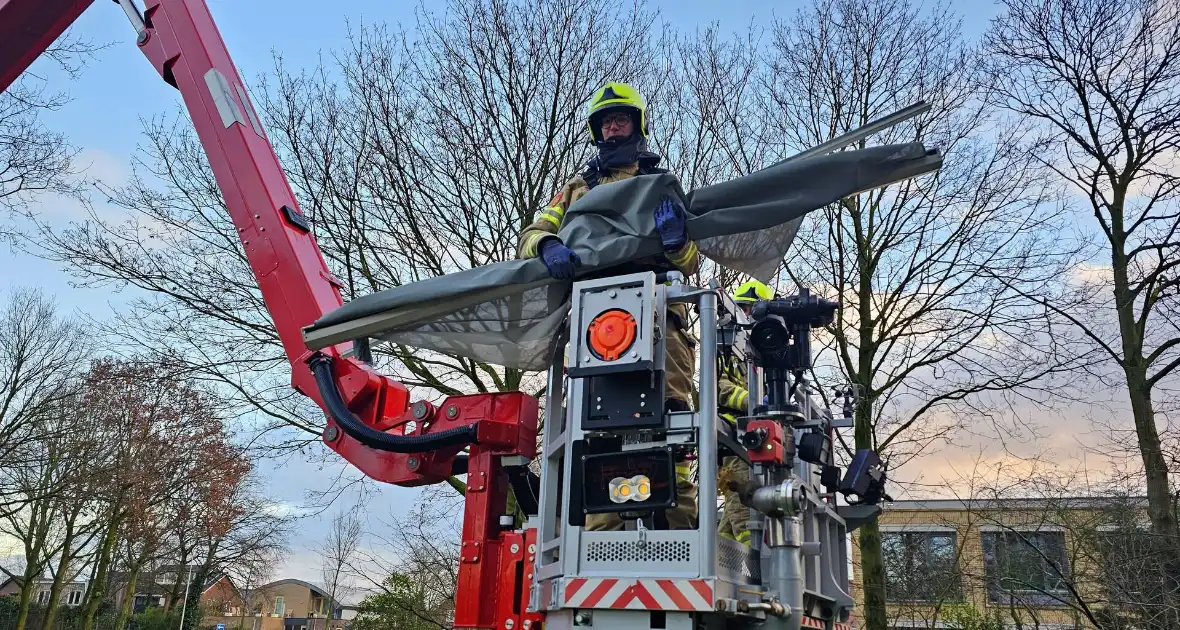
[304,142,942,371]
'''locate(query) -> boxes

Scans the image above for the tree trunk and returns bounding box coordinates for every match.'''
[39,533,73,630]
[1109,213,1180,569]
[13,578,35,630]
[81,515,120,630]
[114,570,140,630]
[854,394,887,630]
[15,479,53,630]
[181,564,212,630]
[851,194,887,630]
[1125,370,1178,540]
[857,520,887,629]
[166,577,181,613]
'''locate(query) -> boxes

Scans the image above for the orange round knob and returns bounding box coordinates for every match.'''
[587,309,637,361]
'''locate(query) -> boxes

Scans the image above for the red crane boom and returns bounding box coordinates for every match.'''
[0,1,541,627]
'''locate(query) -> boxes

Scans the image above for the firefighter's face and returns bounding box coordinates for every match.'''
[600,112,634,141]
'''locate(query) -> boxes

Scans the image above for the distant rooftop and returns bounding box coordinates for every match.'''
[884,496,1149,511]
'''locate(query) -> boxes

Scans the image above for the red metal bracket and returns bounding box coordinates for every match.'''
[493,527,545,630]
[747,419,789,465]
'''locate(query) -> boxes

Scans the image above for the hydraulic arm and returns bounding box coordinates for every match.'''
[0,1,542,627]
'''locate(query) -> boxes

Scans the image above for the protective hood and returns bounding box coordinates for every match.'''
[304,142,942,371]
[586,132,659,174]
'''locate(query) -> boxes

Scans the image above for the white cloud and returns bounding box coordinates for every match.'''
[261,500,311,519]
[74,148,132,186]
[10,146,134,227]
[1068,261,1114,287]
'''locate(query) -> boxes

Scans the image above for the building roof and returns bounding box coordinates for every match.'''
[105,564,229,596]
[0,575,88,591]
[257,579,331,599]
[883,496,1149,511]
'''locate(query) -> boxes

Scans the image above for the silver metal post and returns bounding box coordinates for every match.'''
[116,0,148,37]
[696,290,719,577]
[774,101,932,167]
[177,566,193,630]
[770,518,804,630]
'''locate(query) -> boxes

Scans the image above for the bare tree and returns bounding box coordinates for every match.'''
[760,0,1087,627]
[19,0,674,462]
[651,21,777,291]
[0,34,101,215]
[318,507,362,616]
[71,357,246,630]
[351,490,462,629]
[32,415,107,630]
[0,287,91,517]
[230,546,281,630]
[0,410,81,630]
[980,0,1180,573]
[954,465,1175,630]
[167,443,290,630]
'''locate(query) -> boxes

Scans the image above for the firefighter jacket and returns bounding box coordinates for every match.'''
[718,352,749,425]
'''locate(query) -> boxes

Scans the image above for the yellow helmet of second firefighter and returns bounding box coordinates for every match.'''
[733,279,773,303]
[586,81,649,143]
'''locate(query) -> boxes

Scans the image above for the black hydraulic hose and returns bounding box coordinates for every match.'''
[309,355,479,453]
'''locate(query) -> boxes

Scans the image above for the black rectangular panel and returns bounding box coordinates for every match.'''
[581,370,666,431]
[580,447,676,515]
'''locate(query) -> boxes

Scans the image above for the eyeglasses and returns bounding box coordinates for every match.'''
[600,113,632,128]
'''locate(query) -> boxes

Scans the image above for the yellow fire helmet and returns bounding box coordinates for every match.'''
[586,81,649,143]
[733,279,774,303]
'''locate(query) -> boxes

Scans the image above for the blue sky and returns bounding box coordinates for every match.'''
[3,0,1007,582]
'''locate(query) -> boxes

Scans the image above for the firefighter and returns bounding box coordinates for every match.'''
[517,81,700,531]
[718,279,774,546]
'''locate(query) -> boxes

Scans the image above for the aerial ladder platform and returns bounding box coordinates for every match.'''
[0,1,929,628]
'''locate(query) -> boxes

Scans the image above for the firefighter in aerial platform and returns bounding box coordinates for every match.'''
[517,81,700,530]
[718,279,775,546]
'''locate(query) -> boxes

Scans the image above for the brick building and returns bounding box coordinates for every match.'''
[849,497,1156,630]
[203,578,350,630]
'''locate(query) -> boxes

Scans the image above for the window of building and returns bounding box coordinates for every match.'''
[67,590,82,605]
[1097,524,1166,616]
[37,590,49,604]
[981,529,1069,606]
[881,531,962,602]
[274,596,285,615]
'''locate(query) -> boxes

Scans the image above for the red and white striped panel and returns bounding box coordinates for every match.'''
[801,618,855,630]
[563,577,714,611]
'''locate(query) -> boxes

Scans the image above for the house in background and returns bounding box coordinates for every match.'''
[107,564,235,615]
[1,570,356,630]
[851,497,1156,630]
[0,576,87,607]
[203,578,350,630]
[0,566,236,616]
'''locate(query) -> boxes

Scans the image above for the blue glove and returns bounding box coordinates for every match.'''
[654,196,688,251]
[539,238,581,280]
